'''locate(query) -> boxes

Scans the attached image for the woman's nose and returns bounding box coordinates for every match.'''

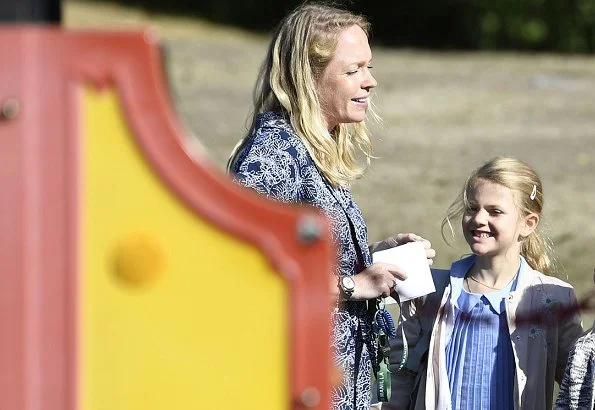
[363,70,377,90]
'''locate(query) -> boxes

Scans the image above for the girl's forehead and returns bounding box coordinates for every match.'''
[470,179,505,192]
[468,180,516,202]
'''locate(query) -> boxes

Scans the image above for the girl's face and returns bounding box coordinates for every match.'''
[315,24,377,131]
[462,180,536,259]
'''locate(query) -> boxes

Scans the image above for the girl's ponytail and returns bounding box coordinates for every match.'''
[521,228,556,276]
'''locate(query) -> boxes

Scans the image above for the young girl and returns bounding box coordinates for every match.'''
[386,157,583,410]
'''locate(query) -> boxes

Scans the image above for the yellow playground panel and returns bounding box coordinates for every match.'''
[82,88,290,408]
[0,28,334,410]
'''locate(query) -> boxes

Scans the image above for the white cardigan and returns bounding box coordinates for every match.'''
[386,255,583,410]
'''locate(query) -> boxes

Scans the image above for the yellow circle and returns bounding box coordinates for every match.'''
[112,233,166,287]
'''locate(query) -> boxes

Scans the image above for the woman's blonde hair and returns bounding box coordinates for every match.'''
[442,156,557,275]
[227,1,377,186]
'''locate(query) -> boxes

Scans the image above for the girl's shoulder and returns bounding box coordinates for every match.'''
[524,267,574,289]
[512,255,574,291]
[519,268,579,313]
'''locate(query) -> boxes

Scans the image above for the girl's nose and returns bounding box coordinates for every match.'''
[471,209,488,225]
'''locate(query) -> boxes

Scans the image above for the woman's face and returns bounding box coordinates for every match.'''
[316,24,377,131]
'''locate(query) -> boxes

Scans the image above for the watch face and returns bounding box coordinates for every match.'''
[342,276,355,290]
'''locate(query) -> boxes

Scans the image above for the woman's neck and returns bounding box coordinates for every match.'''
[468,254,520,288]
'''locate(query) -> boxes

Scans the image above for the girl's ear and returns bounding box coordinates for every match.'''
[521,213,540,237]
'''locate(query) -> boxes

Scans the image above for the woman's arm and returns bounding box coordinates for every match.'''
[330,263,409,303]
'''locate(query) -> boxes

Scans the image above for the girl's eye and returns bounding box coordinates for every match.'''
[367,65,374,70]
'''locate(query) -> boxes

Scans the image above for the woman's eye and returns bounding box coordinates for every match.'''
[347,65,373,75]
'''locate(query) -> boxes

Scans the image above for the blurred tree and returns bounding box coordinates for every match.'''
[86,0,595,53]
[1,0,61,22]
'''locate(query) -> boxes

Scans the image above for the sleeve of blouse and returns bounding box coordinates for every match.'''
[554,338,586,409]
[232,129,302,203]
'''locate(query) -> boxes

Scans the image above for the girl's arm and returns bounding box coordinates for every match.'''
[556,286,584,384]
[386,268,450,409]
[386,300,422,410]
[386,297,428,410]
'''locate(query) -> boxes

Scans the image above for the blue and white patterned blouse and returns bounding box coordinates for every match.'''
[555,321,595,409]
[445,260,521,409]
[230,111,375,410]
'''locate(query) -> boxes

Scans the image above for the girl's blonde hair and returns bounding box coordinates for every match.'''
[442,156,556,275]
[227,1,377,186]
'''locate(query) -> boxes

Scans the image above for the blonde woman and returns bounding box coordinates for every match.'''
[387,157,583,410]
[227,2,434,409]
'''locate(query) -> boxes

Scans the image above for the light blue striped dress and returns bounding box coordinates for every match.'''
[445,263,521,409]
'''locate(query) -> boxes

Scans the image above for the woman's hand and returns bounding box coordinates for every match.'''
[350,262,408,300]
[369,233,436,266]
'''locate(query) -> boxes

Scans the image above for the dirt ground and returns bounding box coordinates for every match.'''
[65,1,595,320]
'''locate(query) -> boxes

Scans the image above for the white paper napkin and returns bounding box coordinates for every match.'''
[372,241,435,304]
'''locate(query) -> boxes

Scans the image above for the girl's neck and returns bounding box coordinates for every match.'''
[468,254,520,288]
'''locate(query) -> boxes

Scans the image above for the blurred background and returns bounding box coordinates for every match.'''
[63,0,595,317]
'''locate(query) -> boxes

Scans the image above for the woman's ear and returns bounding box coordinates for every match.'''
[521,213,540,237]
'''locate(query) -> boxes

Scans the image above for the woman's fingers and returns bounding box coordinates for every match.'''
[371,233,423,253]
[424,242,436,265]
[410,236,436,265]
[354,263,407,299]
[383,265,404,297]
[385,263,407,281]
[395,232,422,245]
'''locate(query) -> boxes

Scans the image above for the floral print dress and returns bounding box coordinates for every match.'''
[230,111,377,410]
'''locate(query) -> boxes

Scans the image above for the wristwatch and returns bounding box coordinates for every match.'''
[339,275,355,299]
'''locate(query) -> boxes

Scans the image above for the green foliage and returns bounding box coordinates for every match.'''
[359,0,595,53]
[468,0,595,52]
[106,0,595,53]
